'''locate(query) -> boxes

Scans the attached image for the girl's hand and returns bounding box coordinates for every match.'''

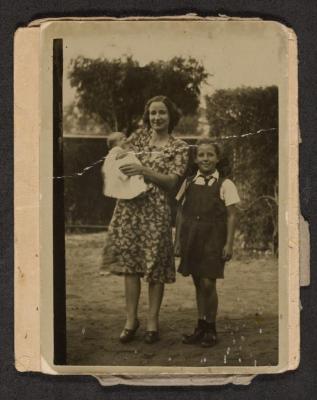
[222,243,233,261]
[119,163,145,176]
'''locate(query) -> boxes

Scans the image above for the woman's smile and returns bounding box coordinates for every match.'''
[149,101,170,134]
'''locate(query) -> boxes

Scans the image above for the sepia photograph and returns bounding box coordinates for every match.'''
[18,18,298,376]
[46,20,282,368]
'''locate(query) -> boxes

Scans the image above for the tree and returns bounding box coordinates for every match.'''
[63,103,111,136]
[173,114,200,136]
[68,56,208,134]
[205,86,278,252]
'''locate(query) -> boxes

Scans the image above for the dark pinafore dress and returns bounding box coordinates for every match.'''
[178,176,227,279]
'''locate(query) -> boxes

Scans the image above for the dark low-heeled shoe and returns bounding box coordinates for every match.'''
[119,320,140,343]
[144,330,160,344]
[200,328,218,348]
[182,319,207,344]
[182,326,205,344]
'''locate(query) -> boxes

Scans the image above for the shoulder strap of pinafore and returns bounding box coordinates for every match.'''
[215,176,227,202]
[217,176,225,190]
[175,175,196,204]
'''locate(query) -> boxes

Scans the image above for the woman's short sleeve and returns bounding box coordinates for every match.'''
[168,139,189,177]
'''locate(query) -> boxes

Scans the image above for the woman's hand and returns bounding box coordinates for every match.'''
[222,243,233,261]
[115,150,129,160]
[119,163,145,177]
[120,163,178,192]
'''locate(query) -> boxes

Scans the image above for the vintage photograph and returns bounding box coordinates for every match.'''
[50,20,282,368]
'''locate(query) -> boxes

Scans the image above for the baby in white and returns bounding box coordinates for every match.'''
[101,132,147,200]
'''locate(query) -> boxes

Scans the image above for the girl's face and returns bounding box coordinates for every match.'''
[195,143,219,175]
[148,101,170,134]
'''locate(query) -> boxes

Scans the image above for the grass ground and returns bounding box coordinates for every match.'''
[65,232,278,367]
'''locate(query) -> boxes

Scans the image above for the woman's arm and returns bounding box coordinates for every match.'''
[143,166,179,191]
[119,163,179,192]
[173,204,183,256]
[223,204,238,261]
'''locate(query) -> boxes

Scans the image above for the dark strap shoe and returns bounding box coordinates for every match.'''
[200,326,218,348]
[119,320,140,343]
[182,321,206,344]
[144,330,160,344]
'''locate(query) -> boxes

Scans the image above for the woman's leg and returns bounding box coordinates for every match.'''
[124,274,141,329]
[147,282,164,331]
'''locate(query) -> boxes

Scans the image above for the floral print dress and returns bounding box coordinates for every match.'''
[102,129,189,283]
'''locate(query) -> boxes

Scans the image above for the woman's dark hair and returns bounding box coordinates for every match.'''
[194,137,232,178]
[142,95,182,134]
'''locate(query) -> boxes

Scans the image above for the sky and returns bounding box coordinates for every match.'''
[62,20,286,107]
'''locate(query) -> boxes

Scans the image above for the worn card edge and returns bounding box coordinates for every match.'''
[14,27,41,372]
[13,17,303,384]
[27,14,263,27]
[286,26,300,370]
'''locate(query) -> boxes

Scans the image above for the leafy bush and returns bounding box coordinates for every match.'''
[205,86,278,252]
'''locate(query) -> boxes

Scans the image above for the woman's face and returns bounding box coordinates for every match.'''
[148,101,170,134]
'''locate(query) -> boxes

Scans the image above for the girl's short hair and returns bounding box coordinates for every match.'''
[142,95,182,134]
[195,137,222,159]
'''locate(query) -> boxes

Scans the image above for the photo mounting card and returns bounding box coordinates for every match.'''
[14,16,301,386]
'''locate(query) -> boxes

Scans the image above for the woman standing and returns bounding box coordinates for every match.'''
[102,96,189,344]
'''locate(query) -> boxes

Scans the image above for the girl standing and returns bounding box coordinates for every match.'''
[176,138,240,347]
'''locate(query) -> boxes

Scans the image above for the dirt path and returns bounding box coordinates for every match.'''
[66,232,278,367]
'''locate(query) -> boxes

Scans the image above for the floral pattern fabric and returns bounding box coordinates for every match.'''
[102,129,189,283]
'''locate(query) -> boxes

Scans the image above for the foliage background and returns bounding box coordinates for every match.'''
[63,56,278,252]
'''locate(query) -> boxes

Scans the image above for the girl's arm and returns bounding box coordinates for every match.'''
[223,204,238,261]
[119,163,179,192]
